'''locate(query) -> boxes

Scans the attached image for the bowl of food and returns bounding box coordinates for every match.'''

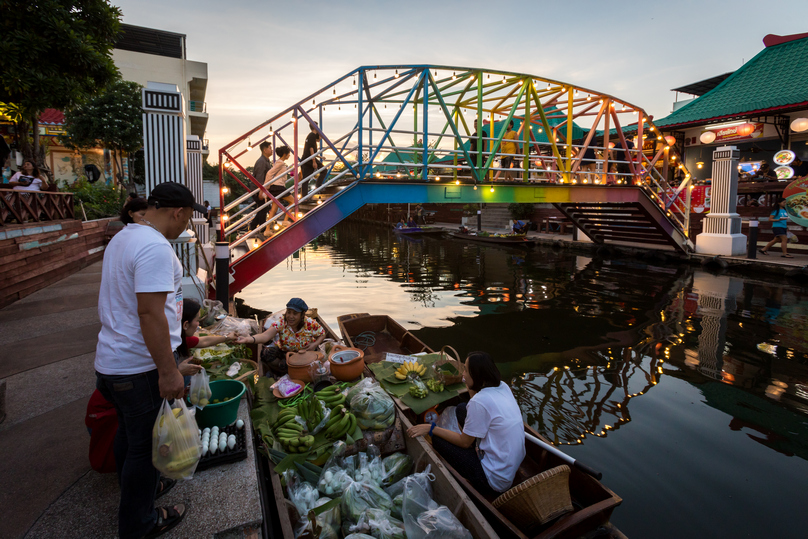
[785,193,808,227]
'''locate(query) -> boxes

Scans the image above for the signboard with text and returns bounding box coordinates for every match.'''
[706,123,764,143]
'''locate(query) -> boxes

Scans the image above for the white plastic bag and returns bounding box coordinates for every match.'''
[188,369,212,409]
[401,477,472,539]
[152,398,201,480]
[436,406,462,435]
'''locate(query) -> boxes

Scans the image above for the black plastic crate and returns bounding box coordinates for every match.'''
[198,423,248,471]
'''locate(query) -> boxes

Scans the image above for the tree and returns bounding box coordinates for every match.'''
[61,80,143,188]
[0,0,121,170]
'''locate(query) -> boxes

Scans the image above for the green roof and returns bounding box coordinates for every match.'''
[655,35,808,128]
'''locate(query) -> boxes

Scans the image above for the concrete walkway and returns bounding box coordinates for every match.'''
[0,262,262,539]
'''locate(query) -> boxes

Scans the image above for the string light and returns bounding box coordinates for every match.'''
[394,69,399,78]
[546,83,551,91]
[374,71,377,79]
[312,99,315,106]
[473,185,477,190]
[587,95,591,101]
[269,126,274,136]
[221,186,229,194]
[246,139,252,151]
[455,179,460,185]
[352,78,356,87]
[274,223,280,231]
[575,89,579,96]
[490,186,494,193]
[333,88,336,95]
[452,72,456,80]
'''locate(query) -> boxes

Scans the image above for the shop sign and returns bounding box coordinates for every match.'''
[706,122,764,143]
[45,125,64,135]
[691,185,711,213]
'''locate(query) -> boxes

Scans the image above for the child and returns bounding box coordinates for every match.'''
[177,299,237,381]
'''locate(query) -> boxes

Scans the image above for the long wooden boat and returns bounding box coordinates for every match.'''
[337,313,624,539]
[393,225,446,235]
[254,311,497,538]
[450,231,535,245]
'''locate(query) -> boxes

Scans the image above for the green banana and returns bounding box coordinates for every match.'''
[326,413,350,439]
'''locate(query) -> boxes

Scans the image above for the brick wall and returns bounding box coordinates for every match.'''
[0,218,116,308]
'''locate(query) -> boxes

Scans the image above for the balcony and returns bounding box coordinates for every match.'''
[189,100,207,113]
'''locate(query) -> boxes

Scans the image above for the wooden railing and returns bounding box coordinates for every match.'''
[0,189,75,226]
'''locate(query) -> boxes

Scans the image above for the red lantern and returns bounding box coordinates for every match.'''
[664,135,676,146]
[736,123,755,137]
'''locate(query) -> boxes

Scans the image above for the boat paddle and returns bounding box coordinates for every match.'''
[525,433,603,480]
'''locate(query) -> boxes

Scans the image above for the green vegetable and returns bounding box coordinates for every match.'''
[341,481,393,523]
[381,453,413,488]
[425,379,445,392]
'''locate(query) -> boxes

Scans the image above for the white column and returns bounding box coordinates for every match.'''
[186,135,209,244]
[691,271,743,380]
[142,82,187,194]
[695,145,746,255]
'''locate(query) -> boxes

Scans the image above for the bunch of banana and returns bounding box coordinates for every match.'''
[409,383,428,399]
[323,405,357,441]
[425,379,445,393]
[394,360,427,380]
[273,406,300,435]
[279,432,315,453]
[298,396,324,431]
[315,385,347,409]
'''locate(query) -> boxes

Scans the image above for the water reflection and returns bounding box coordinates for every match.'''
[240,222,808,457]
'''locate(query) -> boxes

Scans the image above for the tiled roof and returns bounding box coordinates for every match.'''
[39,109,65,125]
[655,34,808,129]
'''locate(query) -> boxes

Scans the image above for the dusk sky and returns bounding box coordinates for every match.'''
[113,0,807,163]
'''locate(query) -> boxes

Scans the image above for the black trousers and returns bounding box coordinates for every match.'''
[432,403,497,497]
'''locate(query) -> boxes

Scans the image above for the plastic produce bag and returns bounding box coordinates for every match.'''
[201,299,226,327]
[354,446,385,485]
[296,497,341,539]
[436,405,462,435]
[209,315,259,337]
[152,398,201,480]
[341,480,394,524]
[401,477,472,539]
[349,378,396,430]
[284,469,321,519]
[385,465,434,519]
[344,535,375,539]
[347,508,405,539]
[317,467,354,497]
[188,369,212,409]
[380,452,413,488]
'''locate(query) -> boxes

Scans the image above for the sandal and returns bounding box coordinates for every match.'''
[155,477,176,500]
[144,504,187,539]
[758,249,768,255]
[782,254,794,258]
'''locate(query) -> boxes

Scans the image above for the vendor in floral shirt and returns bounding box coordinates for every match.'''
[236,297,325,375]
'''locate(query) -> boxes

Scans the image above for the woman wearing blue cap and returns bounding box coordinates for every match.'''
[235,298,325,375]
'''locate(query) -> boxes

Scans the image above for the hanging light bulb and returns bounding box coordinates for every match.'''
[434,70,437,77]
[587,95,591,101]
[546,83,551,91]
[452,72,456,80]
[291,116,296,123]
[333,88,336,95]
[502,75,506,83]
[374,71,377,79]
[222,214,229,221]
[352,78,356,87]
[599,99,603,104]
[247,139,252,151]
[473,185,477,190]
[274,223,280,231]
[575,89,579,96]
[312,98,315,106]
[317,199,323,205]
[394,69,399,78]
[269,126,273,136]
[538,128,543,133]
[221,186,229,194]
[490,186,495,193]
[455,179,460,185]
[297,212,303,218]
[697,161,704,169]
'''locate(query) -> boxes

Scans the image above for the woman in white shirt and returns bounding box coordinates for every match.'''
[9,160,47,191]
[407,351,526,496]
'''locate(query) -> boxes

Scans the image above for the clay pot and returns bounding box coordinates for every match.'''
[286,350,324,383]
[328,345,365,381]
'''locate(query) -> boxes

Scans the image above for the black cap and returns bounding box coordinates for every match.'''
[147,182,207,214]
[286,298,308,312]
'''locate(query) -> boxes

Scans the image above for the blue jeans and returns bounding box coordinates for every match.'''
[96,369,162,539]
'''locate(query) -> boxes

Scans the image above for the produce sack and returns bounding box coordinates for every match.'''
[283,469,321,520]
[380,452,413,488]
[152,398,201,480]
[188,369,212,409]
[349,378,395,430]
[296,497,341,539]
[318,441,347,481]
[401,477,471,539]
[317,467,354,497]
[435,405,462,435]
[347,508,405,539]
[354,446,385,485]
[341,480,394,524]
[385,465,434,519]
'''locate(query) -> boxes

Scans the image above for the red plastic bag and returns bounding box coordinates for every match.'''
[85,389,117,473]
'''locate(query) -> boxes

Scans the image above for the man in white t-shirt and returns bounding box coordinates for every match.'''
[95,181,206,539]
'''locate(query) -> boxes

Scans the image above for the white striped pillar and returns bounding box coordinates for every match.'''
[695,145,746,256]
[187,135,209,244]
[142,82,187,193]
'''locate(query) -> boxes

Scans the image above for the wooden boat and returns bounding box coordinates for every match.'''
[337,313,624,539]
[450,231,535,245]
[393,225,446,235]
[265,408,498,538]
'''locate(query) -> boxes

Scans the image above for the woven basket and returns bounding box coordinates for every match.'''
[434,345,464,385]
[492,465,573,526]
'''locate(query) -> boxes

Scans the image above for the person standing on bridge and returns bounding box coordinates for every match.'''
[469,119,488,175]
[301,123,327,199]
[496,120,518,181]
[249,141,273,231]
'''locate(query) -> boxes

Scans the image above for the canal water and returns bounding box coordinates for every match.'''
[238,221,808,539]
